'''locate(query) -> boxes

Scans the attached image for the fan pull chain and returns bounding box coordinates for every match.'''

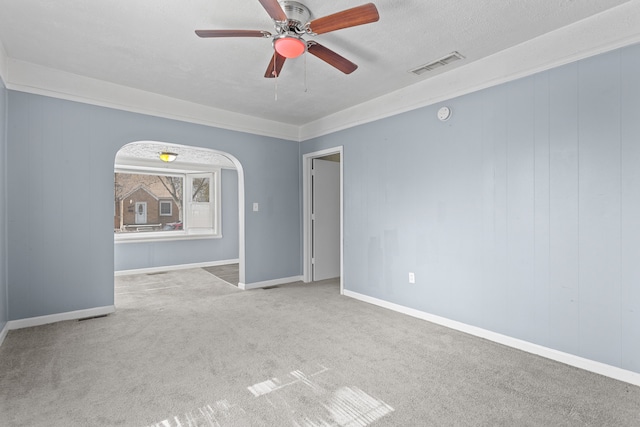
[274,57,278,101]
[304,51,308,93]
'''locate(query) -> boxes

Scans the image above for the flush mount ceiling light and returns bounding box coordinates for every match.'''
[159,151,178,162]
[274,36,306,58]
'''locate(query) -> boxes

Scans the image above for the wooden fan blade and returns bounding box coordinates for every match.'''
[307,43,358,74]
[258,0,288,22]
[264,52,286,78]
[195,29,270,38]
[308,3,379,35]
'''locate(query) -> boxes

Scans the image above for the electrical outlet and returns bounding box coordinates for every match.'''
[408,272,415,284]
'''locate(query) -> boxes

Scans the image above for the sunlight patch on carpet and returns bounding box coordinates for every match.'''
[248,366,329,397]
[147,400,245,427]
[321,386,394,427]
[249,366,394,427]
[147,365,394,427]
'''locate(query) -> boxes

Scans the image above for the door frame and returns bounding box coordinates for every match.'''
[302,146,343,293]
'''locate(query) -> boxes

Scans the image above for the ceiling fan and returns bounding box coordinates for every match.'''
[195,0,379,78]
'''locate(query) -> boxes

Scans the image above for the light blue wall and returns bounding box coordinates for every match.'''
[6,93,300,320]
[114,168,239,271]
[0,78,7,332]
[302,43,640,374]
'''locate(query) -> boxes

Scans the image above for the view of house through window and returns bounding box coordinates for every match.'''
[114,171,217,238]
[114,172,184,233]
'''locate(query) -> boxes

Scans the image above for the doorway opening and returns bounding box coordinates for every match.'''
[303,147,343,294]
[113,141,246,285]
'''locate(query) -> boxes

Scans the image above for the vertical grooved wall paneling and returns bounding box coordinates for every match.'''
[301,43,640,373]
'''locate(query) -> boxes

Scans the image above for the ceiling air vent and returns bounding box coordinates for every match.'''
[410,51,465,76]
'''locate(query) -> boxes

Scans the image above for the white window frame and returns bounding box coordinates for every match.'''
[114,166,221,243]
[186,172,218,235]
[159,200,173,216]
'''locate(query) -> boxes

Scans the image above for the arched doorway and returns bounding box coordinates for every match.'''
[113,141,245,285]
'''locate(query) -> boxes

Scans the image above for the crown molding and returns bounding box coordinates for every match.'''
[4,59,300,141]
[299,1,640,141]
[2,2,640,143]
[0,39,7,86]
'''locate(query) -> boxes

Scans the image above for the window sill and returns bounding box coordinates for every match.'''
[115,232,222,244]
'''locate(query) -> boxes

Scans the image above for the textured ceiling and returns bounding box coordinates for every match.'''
[0,0,633,126]
[116,141,236,168]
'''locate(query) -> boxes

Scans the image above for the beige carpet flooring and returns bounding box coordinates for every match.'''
[0,268,639,426]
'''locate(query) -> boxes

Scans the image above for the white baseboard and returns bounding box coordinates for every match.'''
[0,321,8,347]
[239,275,303,290]
[7,305,116,330]
[114,259,239,276]
[343,290,640,387]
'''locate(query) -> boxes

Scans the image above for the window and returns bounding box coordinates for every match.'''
[159,200,172,216]
[114,169,219,241]
[187,174,213,230]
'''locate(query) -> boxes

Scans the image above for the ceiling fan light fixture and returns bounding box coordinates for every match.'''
[196,1,380,77]
[274,36,306,58]
[159,151,178,162]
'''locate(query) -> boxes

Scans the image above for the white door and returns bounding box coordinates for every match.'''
[312,159,340,281]
[135,202,147,224]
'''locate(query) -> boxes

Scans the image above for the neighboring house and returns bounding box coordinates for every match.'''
[114,181,180,231]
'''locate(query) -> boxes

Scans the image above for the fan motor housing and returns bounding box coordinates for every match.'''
[279,1,311,32]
